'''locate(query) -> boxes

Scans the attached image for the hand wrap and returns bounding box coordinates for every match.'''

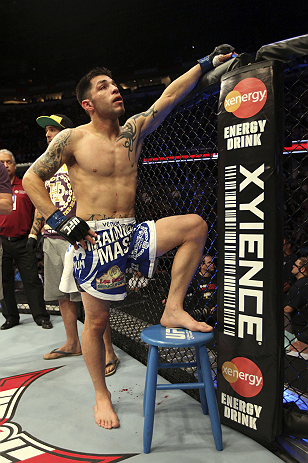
[198,44,235,74]
[46,209,90,245]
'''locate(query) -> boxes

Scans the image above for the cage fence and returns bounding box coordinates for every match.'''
[9,58,308,407]
[281,56,308,411]
[110,88,221,398]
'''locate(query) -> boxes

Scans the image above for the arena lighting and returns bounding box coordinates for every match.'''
[142,141,308,164]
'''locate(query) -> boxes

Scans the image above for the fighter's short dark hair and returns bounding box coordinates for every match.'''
[75,67,112,106]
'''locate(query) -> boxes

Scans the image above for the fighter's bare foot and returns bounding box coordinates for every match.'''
[94,394,119,429]
[160,309,213,332]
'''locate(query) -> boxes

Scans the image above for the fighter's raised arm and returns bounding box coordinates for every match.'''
[132,45,235,143]
[132,64,202,142]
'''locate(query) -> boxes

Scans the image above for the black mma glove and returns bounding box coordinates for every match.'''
[46,209,90,245]
[198,44,235,75]
[26,235,38,251]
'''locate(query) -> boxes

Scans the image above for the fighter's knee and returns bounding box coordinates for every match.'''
[200,218,208,241]
[190,214,208,236]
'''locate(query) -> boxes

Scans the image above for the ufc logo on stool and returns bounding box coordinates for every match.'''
[166,328,194,339]
[63,217,81,235]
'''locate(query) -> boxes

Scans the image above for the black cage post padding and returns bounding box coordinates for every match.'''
[256,34,308,63]
[216,61,285,446]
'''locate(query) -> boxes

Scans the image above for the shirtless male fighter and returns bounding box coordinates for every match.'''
[23,45,234,430]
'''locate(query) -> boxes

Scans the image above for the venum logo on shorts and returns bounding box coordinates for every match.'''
[224,78,267,118]
[96,265,126,291]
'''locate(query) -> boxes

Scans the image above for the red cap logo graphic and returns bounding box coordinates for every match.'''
[222,357,263,397]
[224,78,267,118]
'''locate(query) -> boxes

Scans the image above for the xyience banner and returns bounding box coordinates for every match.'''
[216,61,284,446]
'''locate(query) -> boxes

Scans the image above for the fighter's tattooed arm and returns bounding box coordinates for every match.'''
[117,106,158,162]
[31,130,72,181]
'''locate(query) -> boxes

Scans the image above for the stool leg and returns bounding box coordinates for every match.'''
[143,344,159,453]
[195,346,208,415]
[143,345,152,417]
[199,344,223,451]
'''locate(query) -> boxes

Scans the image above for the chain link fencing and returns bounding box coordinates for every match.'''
[110,86,220,398]
[282,56,308,414]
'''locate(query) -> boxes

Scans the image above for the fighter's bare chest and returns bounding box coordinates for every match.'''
[78,137,137,174]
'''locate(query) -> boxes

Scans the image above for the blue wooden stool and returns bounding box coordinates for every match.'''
[140,324,223,453]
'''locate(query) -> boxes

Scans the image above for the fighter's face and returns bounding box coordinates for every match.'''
[45,125,62,144]
[88,75,125,118]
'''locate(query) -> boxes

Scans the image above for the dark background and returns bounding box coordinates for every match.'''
[1,0,307,86]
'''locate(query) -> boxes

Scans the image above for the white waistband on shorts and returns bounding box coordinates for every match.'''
[86,217,136,231]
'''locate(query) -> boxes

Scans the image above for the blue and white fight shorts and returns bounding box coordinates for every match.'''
[73,218,157,301]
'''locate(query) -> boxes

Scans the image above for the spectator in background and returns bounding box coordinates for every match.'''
[284,256,308,351]
[0,149,52,330]
[30,115,119,375]
[283,235,297,293]
[0,162,13,309]
[29,114,83,359]
[186,254,217,325]
[0,163,13,215]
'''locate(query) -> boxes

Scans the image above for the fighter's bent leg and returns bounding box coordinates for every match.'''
[155,214,213,332]
[81,291,119,429]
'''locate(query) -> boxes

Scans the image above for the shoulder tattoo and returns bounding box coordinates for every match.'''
[32,130,72,181]
[117,105,158,162]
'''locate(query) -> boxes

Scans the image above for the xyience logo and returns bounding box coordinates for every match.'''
[222,357,263,397]
[224,78,267,118]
